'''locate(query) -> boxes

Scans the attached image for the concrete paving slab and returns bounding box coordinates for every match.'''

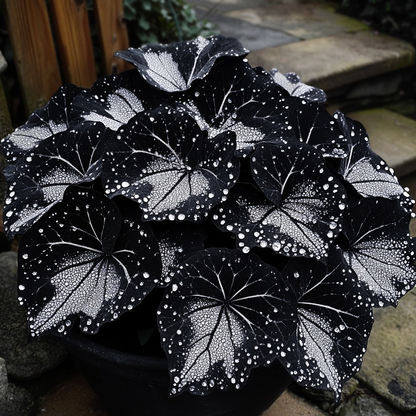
[194,11,299,51]
[224,1,368,40]
[264,389,329,416]
[36,369,108,416]
[189,0,266,14]
[248,31,415,92]
[346,108,416,178]
[356,288,416,412]
[336,393,394,416]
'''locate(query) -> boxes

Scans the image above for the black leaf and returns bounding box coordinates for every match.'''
[177,61,292,156]
[70,70,168,131]
[342,197,416,307]
[336,111,414,213]
[17,186,161,337]
[3,122,110,238]
[280,250,373,400]
[115,35,249,92]
[213,142,346,260]
[2,84,84,161]
[287,97,348,157]
[151,222,204,286]
[158,248,296,395]
[270,69,327,103]
[102,108,240,222]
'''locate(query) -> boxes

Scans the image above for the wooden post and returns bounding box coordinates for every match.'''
[0,81,12,140]
[0,51,12,139]
[93,0,131,75]
[49,0,97,88]
[3,0,62,115]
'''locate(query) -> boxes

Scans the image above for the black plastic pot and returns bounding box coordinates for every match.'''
[60,330,293,416]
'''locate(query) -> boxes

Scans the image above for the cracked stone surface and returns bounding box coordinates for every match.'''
[356,289,416,411]
[248,31,415,91]
[224,1,368,39]
[194,11,299,51]
[0,251,67,379]
[0,358,36,416]
[264,389,328,416]
[335,394,394,416]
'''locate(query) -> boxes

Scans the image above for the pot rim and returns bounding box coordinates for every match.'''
[56,329,293,382]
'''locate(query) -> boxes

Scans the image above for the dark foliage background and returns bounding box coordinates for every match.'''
[338,0,416,47]
[122,0,215,46]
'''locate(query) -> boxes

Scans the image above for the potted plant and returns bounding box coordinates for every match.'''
[2,35,416,416]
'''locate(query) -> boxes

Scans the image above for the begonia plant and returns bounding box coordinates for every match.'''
[2,35,416,400]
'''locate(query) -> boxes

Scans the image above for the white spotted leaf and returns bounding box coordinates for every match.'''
[115,35,248,92]
[70,70,168,131]
[1,84,84,161]
[270,69,327,103]
[280,250,373,400]
[213,142,346,259]
[158,248,296,395]
[342,197,416,307]
[3,122,110,238]
[102,108,239,222]
[336,112,414,213]
[287,98,347,157]
[17,186,161,337]
[177,62,291,156]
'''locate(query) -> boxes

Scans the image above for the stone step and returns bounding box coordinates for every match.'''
[191,0,415,96]
[223,0,368,40]
[264,389,328,416]
[191,0,368,51]
[248,31,415,93]
[356,288,416,412]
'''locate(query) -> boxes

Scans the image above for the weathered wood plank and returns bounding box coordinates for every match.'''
[0,52,12,139]
[3,0,62,114]
[0,81,12,141]
[49,0,96,88]
[93,0,131,75]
